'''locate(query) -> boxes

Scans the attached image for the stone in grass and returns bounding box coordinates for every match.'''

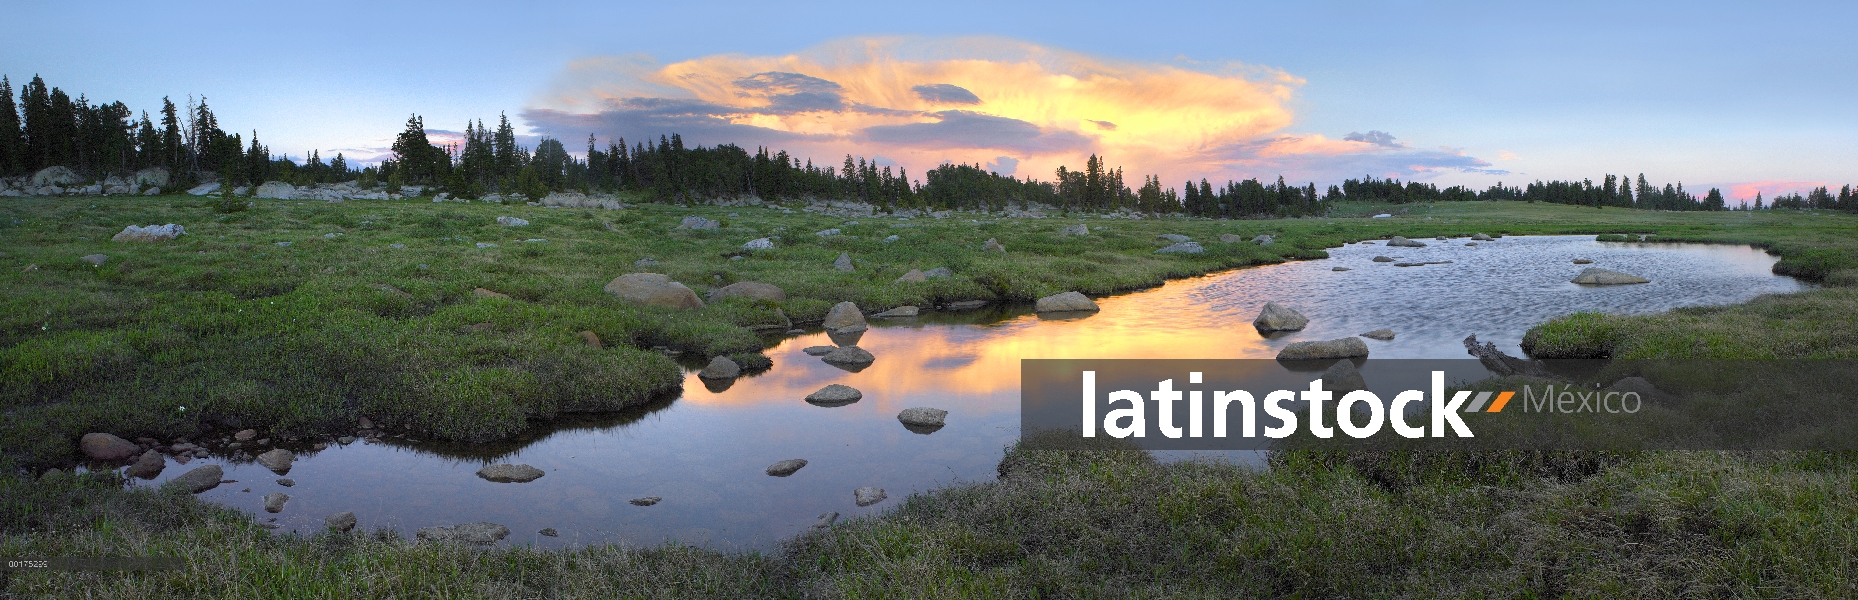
[1277,337,1371,360]
[477,464,546,483]
[923,267,954,279]
[604,273,705,309]
[1154,242,1204,254]
[822,301,867,333]
[1360,329,1396,341]
[1252,302,1309,332]
[111,223,186,242]
[325,511,357,532]
[1061,224,1089,236]
[256,449,295,474]
[895,268,926,283]
[741,237,774,250]
[473,287,511,299]
[80,253,109,266]
[629,497,661,506]
[167,465,224,494]
[833,253,854,272]
[854,487,888,507]
[417,522,510,544]
[982,238,1006,253]
[1034,291,1099,313]
[80,433,140,461]
[496,216,529,226]
[707,281,786,302]
[803,345,836,356]
[1156,233,1190,243]
[263,492,290,513]
[698,356,741,380]
[766,459,808,477]
[806,384,863,406]
[821,346,875,368]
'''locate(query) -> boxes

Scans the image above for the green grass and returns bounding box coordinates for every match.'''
[6,196,1858,596]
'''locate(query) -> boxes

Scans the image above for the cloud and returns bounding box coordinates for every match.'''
[1496,150,1518,161]
[1727,180,1828,199]
[985,156,1019,176]
[524,36,1496,186]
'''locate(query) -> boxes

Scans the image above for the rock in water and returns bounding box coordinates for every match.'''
[1321,360,1368,394]
[538,528,558,537]
[1372,256,1394,262]
[1472,233,1493,241]
[741,237,774,250]
[1061,224,1089,236]
[806,384,863,406]
[256,449,295,474]
[872,306,919,318]
[1332,267,1351,271]
[833,253,854,272]
[111,224,186,242]
[167,465,225,493]
[821,346,875,367]
[79,433,140,461]
[476,464,545,483]
[1277,338,1371,360]
[263,492,290,513]
[766,459,808,477]
[699,356,741,380]
[854,487,888,507]
[417,522,510,544]
[822,301,867,333]
[982,238,1006,253]
[1155,242,1204,254]
[803,346,836,356]
[1034,291,1099,313]
[277,478,295,487]
[496,216,529,226]
[125,450,165,479]
[707,281,786,302]
[1386,236,1427,247]
[1571,267,1649,285]
[629,497,661,506]
[897,407,948,428]
[326,511,357,532]
[1572,258,1594,264]
[895,269,926,283]
[1359,329,1396,341]
[604,273,705,309]
[1252,302,1309,332]
[813,512,839,529]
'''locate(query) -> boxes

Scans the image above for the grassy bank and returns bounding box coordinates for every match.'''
[5,196,1858,596]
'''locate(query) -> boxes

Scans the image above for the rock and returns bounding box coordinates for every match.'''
[167,465,225,493]
[698,356,741,379]
[1472,233,1493,241]
[1156,234,1190,243]
[946,299,988,310]
[276,242,292,248]
[1252,235,1274,245]
[186,182,221,195]
[1034,291,1099,313]
[1252,302,1309,332]
[417,522,510,544]
[803,346,836,356]
[326,511,357,532]
[277,478,295,487]
[806,384,863,405]
[1155,242,1204,254]
[1394,262,1424,267]
[1332,267,1351,271]
[31,166,78,187]
[815,228,841,237]
[1359,329,1396,341]
[821,346,875,367]
[1276,337,1371,360]
[708,281,786,302]
[634,258,659,268]
[854,487,888,507]
[263,492,290,513]
[496,216,529,226]
[579,330,603,349]
[473,287,511,299]
[766,459,808,477]
[982,238,1005,253]
[882,235,900,243]
[924,267,953,279]
[604,273,705,309]
[677,215,720,230]
[21,264,39,272]
[79,433,140,461]
[1437,236,1449,240]
[1464,334,1554,378]
[1218,233,1245,243]
[813,512,839,529]
[111,223,186,242]
[898,407,948,428]
[1321,360,1367,394]
[124,450,166,479]
[359,417,374,429]
[1572,258,1593,264]
[1386,236,1427,247]
[872,306,919,318]
[80,254,108,266]
[135,167,170,188]
[338,436,356,445]
[254,181,297,199]
[833,253,854,272]
[538,528,558,537]
[256,449,295,474]
[234,429,258,441]
[1061,224,1089,236]
[312,443,327,451]
[895,269,926,283]
[1372,256,1394,262]
[1465,242,1478,246]
[1571,267,1649,285]
[475,242,498,249]
[742,237,774,250]
[629,497,661,506]
[822,302,867,333]
[476,464,546,483]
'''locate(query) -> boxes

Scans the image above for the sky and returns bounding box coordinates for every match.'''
[5,1,1854,198]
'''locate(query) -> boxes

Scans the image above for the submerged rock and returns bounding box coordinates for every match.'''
[813,512,839,529]
[167,465,224,493]
[256,449,295,474]
[1321,360,1368,394]
[1359,329,1396,341]
[1252,302,1309,332]
[263,492,289,513]
[872,306,919,318]
[1571,267,1649,285]
[1372,256,1394,262]
[476,464,545,483]
[803,346,836,356]
[854,487,888,507]
[1572,258,1594,265]
[1277,337,1370,360]
[766,459,808,477]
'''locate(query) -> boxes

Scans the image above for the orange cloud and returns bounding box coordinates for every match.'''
[1728,180,1828,200]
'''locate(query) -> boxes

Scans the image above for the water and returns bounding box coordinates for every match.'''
[133,236,1804,549]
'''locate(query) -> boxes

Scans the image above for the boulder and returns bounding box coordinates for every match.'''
[898,407,948,428]
[895,269,926,283]
[803,345,836,356]
[1472,233,1493,241]
[833,253,854,272]
[1572,258,1593,264]
[1372,256,1394,262]
[256,449,295,474]
[1571,267,1649,285]
[496,216,529,227]
[924,267,954,279]
[31,166,79,187]
[254,181,297,199]
[325,511,357,532]
[806,384,863,406]
[677,215,720,230]
[629,497,661,506]
[167,465,224,493]
[604,273,705,309]
[1386,236,1427,247]
[124,450,166,479]
[1034,291,1099,313]
[854,487,888,507]
[186,183,221,196]
[579,331,603,348]
[417,522,510,544]
[111,223,186,242]
[234,429,258,441]
[1332,267,1351,271]
[698,356,741,380]
[134,167,170,188]
[813,512,840,529]
[982,238,1005,253]
[80,433,140,461]
[947,299,988,310]
[1217,233,1244,243]
[1061,224,1089,236]
[741,237,774,250]
[1252,235,1274,245]
[1252,302,1309,332]
[766,459,808,477]
[277,478,295,487]
[815,228,841,237]
[473,287,511,299]
[822,301,867,333]
[1155,242,1205,254]
[539,528,558,537]
[1359,329,1396,341]
[263,492,290,513]
[80,254,108,266]
[707,281,786,302]
[872,306,919,318]
[882,235,900,243]
[1277,337,1371,360]
[1156,234,1190,243]
[821,346,875,367]
[1321,360,1367,394]
[477,464,546,483]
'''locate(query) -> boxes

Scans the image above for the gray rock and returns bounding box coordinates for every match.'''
[897,407,948,428]
[135,167,170,188]
[833,253,854,272]
[1394,262,1424,267]
[815,228,841,237]
[1155,242,1204,254]
[1372,256,1394,262]
[1061,224,1089,236]
[254,181,297,199]
[872,306,919,318]
[256,448,295,474]
[633,257,658,267]
[629,497,661,506]
[1572,258,1594,264]
[803,345,836,356]
[923,267,953,279]
[1156,233,1190,243]
[1359,329,1396,341]
[538,528,558,537]
[338,436,356,445]
[277,478,295,487]
[1252,302,1309,332]
[1571,267,1649,285]
[476,463,546,483]
[31,166,78,186]
[1252,235,1274,245]
[895,268,926,283]
[325,511,357,532]
[263,492,290,513]
[698,356,741,379]
[1277,337,1371,360]
[854,487,888,507]
[475,242,498,249]
[806,384,863,405]
[766,459,808,477]
[604,273,705,309]
[882,234,900,243]
[1321,360,1368,394]
[124,450,165,479]
[822,301,867,333]
[167,464,224,493]
[235,429,258,441]
[187,182,221,195]
[1472,233,1493,241]
[1465,242,1478,246]
[80,254,108,266]
[946,299,988,310]
[1034,291,1099,313]
[111,223,186,242]
[417,522,510,544]
[1332,267,1351,271]
[79,433,139,461]
[678,215,720,230]
[982,238,1005,253]
[742,237,774,250]
[821,346,875,367]
[812,512,839,529]
[496,216,529,226]
[707,281,786,302]
[1386,236,1427,247]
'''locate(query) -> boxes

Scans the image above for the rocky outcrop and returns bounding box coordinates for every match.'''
[31,166,79,187]
[822,302,867,333]
[707,281,785,302]
[1035,291,1099,313]
[604,273,704,309]
[1252,302,1309,332]
[698,356,741,380]
[766,459,808,477]
[1276,337,1370,360]
[254,181,297,199]
[80,433,140,461]
[477,464,545,483]
[806,384,863,406]
[1155,242,1204,254]
[417,522,510,544]
[111,224,186,242]
[1570,267,1649,285]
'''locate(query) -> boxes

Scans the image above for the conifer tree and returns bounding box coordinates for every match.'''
[0,76,20,175]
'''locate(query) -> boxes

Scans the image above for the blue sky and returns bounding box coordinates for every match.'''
[5,1,1853,197]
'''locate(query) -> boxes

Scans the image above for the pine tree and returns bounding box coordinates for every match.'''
[20,75,52,171]
[0,76,20,175]
[390,114,432,183]
[134,112,159,169]
[159,97,183,169]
